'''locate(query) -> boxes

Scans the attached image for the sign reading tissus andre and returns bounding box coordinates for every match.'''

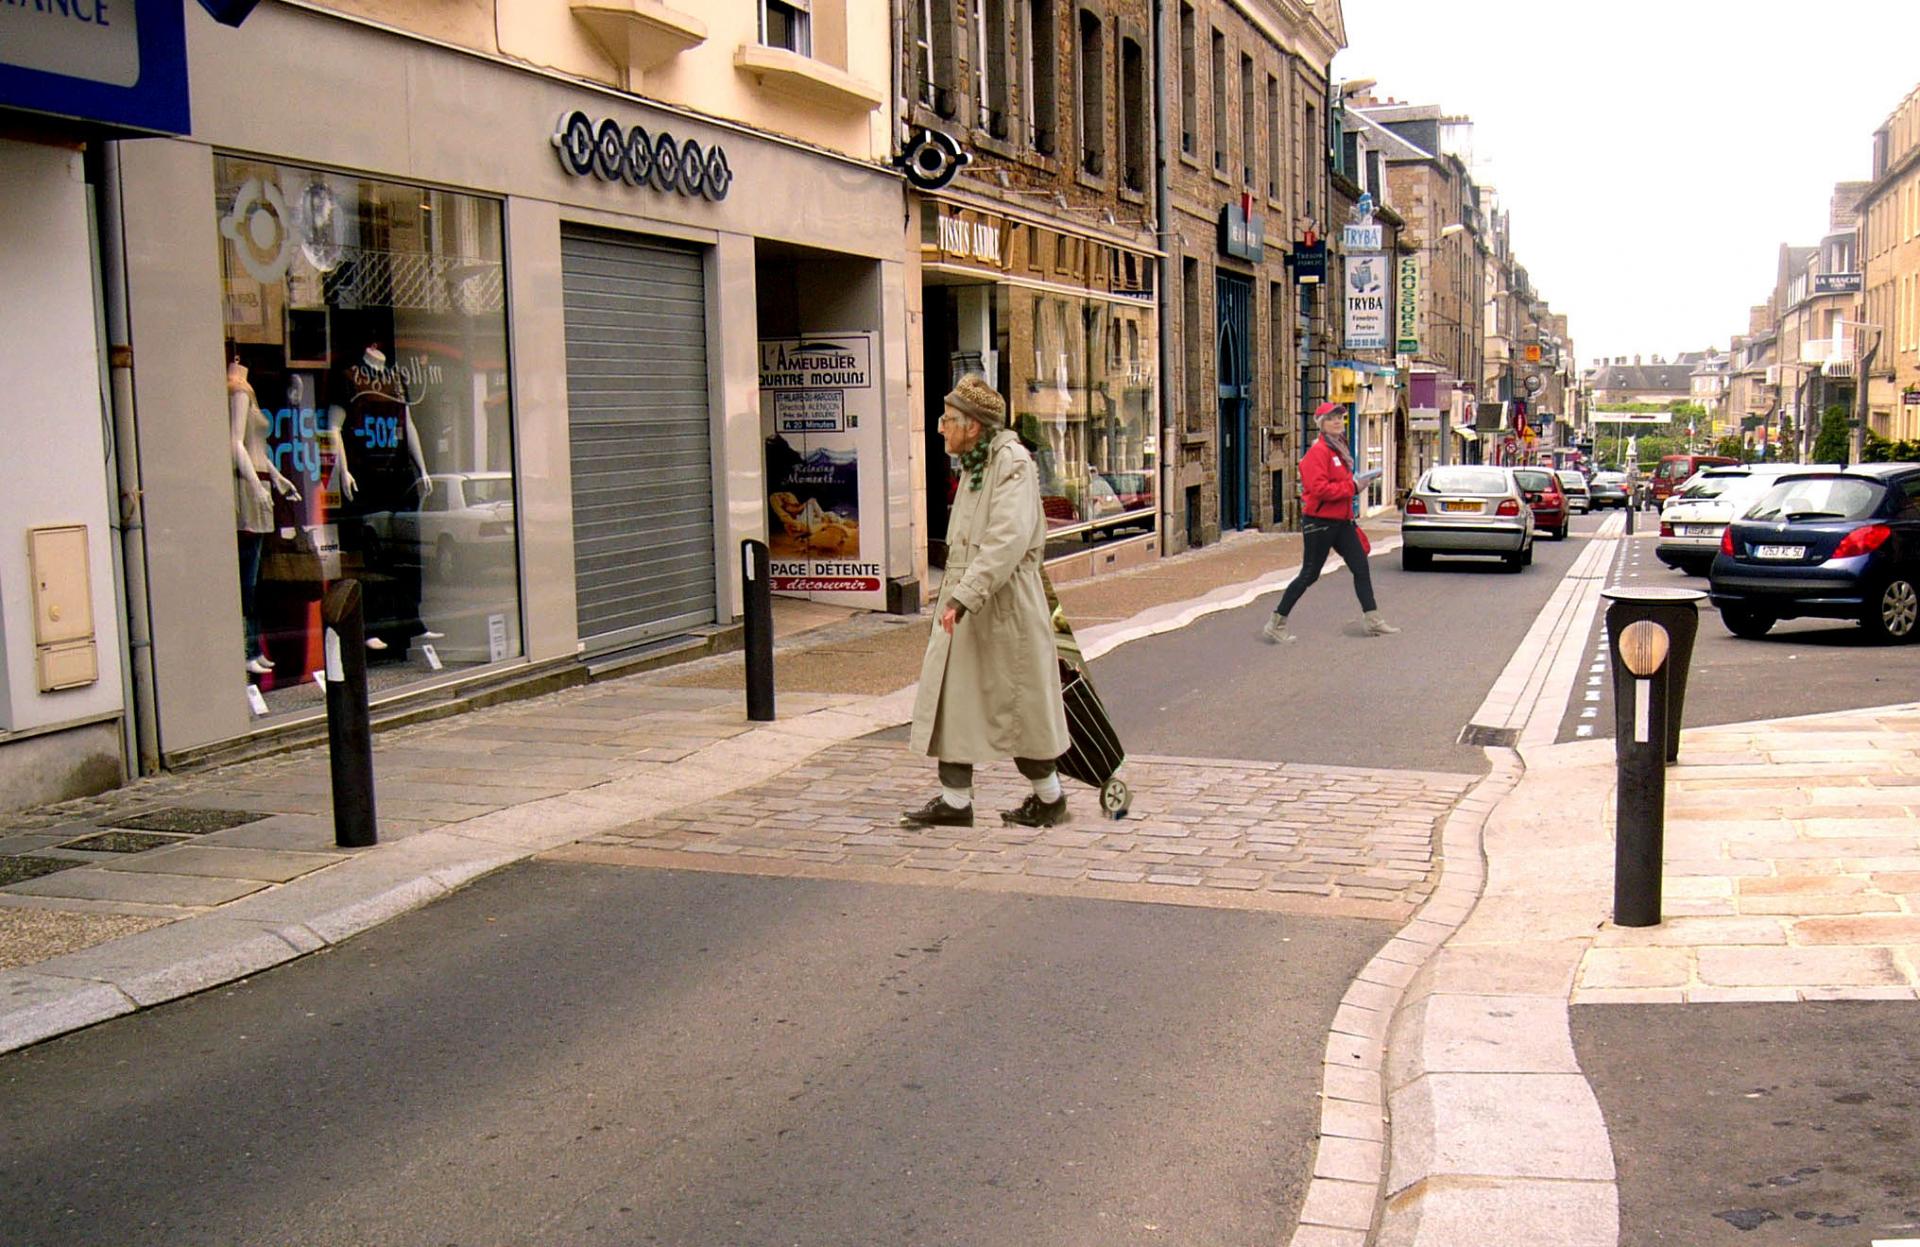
[759,333,885,608]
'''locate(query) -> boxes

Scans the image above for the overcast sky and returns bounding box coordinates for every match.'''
[1336,0,1920,371]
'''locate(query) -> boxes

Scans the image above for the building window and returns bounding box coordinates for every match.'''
[1178,4,1197,157]
[1184,256,1203,431]
[975,0,1010,138]
[910,0,935,106]
[1210,30,1227,174]
[1077,8,1105,177]
[1267,74,1281,199]
[215,156,519,717]
[761,0,811,55]
[1240,53,1255,188]
[1120,35,1147,193]
[1024,0,1057,154]
[1303,101,1316,219]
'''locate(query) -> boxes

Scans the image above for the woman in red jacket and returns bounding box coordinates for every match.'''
[1262,402,1399,642]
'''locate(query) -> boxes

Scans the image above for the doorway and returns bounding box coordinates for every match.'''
[1216,273,1253,531]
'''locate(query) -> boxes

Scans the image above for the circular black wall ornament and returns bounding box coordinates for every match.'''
[554,110,596,177]
[896,128,970,191]
[679,140,707,197]
[704,147,733,201]
[624,125,655,187]
[651,131,680,193]
[593,118,627,181]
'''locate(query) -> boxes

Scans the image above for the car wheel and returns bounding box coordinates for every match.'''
[1521,541,1534,567]
[1402,546,1432,572]
[1721,607,1775,639]
[1503,549,1526,573]
[1555,523,1569,541]
[1861,576,1920,643]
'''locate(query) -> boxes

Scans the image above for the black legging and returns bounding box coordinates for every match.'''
[1275,517,1376,616]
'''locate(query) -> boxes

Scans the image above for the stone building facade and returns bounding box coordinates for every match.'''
[1159,0,1345,548]
[1860,84,1920,445]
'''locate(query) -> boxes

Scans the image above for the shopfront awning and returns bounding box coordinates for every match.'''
[1452,425,1480,441]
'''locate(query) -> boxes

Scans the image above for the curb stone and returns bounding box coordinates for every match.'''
[1285,747,1521,1246]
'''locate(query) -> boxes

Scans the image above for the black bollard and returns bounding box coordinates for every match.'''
[1602,588,1704,927]
[1603,586,1702,764]
[321,580,378,848]
[742,539,775,722]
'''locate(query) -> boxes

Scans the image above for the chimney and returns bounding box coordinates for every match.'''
[1633,354,1641,365]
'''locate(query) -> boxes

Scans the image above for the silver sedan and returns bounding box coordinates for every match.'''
[1401,465,1535,572]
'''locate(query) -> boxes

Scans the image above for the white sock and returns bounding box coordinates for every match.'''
[1032,772,1063,803]
[941,785,972,809]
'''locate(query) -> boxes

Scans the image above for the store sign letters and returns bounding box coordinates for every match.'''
[1396,255,1420,353]
[552,110,733,201]
[938,214,1003,264]
[0,0,189,136]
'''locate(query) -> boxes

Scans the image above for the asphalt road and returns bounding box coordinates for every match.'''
[1091,517,1597,774]
[0,864,1386,1246]
[1554,523,1920,743]
[1572,1001,1920,1245]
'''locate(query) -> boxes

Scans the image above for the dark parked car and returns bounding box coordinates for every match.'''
[1708,463,1920,643]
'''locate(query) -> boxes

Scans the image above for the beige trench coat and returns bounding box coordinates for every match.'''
[908,429,1070,764]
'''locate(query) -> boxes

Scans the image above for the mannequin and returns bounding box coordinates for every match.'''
[328,342,434,652]
[231,357,301,676]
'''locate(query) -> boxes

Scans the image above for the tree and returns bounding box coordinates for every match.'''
[1713,434,1749,461]
[1811,405,1852,465]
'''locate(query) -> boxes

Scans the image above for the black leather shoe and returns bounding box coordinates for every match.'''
[901,796,973,827]
[1001,794,1069,827]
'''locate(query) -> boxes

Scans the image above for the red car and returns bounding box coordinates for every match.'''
[1511,467,1569,540]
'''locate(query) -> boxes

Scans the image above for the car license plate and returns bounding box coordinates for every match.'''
[1754,544,1804,560]
[1442,501,1481,513]
[1683,525,1716,537]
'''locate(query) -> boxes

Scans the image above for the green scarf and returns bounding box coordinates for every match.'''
[959,440,992,491]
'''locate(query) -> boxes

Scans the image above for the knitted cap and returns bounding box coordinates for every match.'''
[1314,400,1346,419]
[945,374,1006,427]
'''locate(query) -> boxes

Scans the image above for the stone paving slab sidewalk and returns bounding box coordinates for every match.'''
[565,739,1470,920]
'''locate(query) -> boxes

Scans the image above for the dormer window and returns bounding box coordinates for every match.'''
[761,0,811,55]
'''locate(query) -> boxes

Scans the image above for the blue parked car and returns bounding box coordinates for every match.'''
[1708,463,1920,642]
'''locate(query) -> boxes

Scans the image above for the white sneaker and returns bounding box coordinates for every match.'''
[1363,611,1401,636]
[1262,615,1294,644]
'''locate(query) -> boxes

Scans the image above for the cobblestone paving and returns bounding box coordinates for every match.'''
[580,741,1475,917]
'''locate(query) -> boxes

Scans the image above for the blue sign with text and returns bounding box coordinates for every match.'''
[0,0,190,135]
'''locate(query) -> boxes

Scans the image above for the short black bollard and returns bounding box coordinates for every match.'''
[1603,586,1702,764]
[1624,501,1635,535]
[321,580,378,848]
[1602,587,1703,927]
[742,539,775,722]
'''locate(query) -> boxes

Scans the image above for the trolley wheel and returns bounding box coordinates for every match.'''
[1100,779,1131,819]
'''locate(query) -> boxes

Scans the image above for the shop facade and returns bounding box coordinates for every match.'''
[111,5,910,770]
[0,4,195,809]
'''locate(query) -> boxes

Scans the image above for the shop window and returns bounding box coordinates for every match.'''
[1183,256,1203,432]
[999,282,1159,559]
[761,0,812,55]
[1178,3,1196,157]
[1076,8,1105,177]
[216,156,519,717]
[1023,0,1057,154]
[1303,101,1316,218]
[1120,35,1147,193]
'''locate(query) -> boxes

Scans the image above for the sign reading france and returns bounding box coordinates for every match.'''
[0,0,189,135]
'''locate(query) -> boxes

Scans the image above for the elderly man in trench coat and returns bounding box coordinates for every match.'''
[903,375,1072,829]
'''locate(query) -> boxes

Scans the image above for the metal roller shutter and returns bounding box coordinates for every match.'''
[561,228,715,648]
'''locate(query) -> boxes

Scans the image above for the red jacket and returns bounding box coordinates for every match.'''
[1298,437,1358,521]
